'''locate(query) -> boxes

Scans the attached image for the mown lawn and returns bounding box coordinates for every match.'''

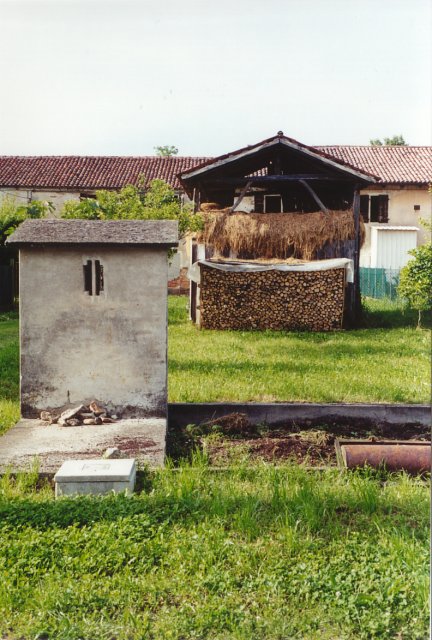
[168,297,430,404]
[0,462,429,640]
[0,299,430,434]
[0,311,19,436]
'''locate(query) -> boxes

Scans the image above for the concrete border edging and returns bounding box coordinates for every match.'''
[168,402,431,429]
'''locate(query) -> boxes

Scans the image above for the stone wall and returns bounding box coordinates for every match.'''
[199,265,346,331]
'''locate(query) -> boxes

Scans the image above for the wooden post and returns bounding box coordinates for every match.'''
[353,187,362,317]
[189,242,198,323]
[193,188,201,213]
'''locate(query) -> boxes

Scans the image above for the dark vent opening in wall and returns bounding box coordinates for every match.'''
[83,260,92,295]
[95,260,104,295]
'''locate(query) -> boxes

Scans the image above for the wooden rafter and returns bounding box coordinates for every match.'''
[229,180,253,213]
[298,179,329,214]
[203,175,351,185]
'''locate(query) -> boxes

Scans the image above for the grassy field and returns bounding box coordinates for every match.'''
[0,461,429,640]
[0,299,430,435]
[0,303,429,639]
[168,296,430,403]
[0,311,19,435]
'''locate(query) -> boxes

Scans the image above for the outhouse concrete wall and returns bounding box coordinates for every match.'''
[19,246,169,417]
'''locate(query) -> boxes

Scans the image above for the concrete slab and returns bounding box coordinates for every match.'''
[0,418,166,473]
[54,459,136,497]
[168,402,431,429]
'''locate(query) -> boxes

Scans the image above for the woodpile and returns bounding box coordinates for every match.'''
[200,266,346,331]
[40,401,119,427]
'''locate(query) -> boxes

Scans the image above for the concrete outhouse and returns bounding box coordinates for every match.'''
[2,219,178,471]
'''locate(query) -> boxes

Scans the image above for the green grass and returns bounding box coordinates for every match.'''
[0,311,19,435]
[0,300,430,435]
[168,296,431,403]
[0,461,429,640]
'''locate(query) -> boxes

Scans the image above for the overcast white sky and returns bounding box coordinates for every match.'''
[0,0,431,156]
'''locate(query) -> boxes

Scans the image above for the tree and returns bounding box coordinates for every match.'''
[0,196,53,246]
[370,135,407,146]
[154,145,178,157]
[61,179,202,237]
[398,227,432,328]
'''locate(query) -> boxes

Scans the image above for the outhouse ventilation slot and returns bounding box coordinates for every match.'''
[83,259,104,296]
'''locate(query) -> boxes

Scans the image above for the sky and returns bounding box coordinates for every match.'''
[0,0,431,156]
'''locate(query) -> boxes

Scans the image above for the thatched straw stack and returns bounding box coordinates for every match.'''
[198,209,364,261]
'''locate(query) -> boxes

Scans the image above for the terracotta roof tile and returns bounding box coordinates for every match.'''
[0,156,208,191]
[317,146,432,185]
[0,145,430,191]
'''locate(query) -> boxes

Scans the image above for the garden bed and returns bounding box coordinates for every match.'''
[167,412,431,465]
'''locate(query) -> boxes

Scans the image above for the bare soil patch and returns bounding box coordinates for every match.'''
[167,412,431,466]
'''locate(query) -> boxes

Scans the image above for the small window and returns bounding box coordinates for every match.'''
[370,195,389,223]
[254,193,264,213]
[360,195,369,222]
[83,259,104,296]
[264,195,282,213]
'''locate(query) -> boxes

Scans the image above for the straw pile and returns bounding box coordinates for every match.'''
[198,209,364,261]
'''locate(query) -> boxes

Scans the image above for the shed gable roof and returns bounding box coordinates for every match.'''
[178,134,379,184]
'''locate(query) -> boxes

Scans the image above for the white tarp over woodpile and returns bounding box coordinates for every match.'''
[188,258,354,284]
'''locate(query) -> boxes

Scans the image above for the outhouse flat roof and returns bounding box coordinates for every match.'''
[6,219,178,247]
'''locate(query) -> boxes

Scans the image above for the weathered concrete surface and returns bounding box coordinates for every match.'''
[0,419,166,473]
[54,459,136,496]
[19,246,169,417]
[168,402,431,429]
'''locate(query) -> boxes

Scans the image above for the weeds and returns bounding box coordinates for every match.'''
[0,463,428,639]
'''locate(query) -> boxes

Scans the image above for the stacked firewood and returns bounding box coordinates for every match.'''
[40,401,119,427]
[200,266,346,331]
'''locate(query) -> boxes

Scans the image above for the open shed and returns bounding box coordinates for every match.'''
[179,132,377,328]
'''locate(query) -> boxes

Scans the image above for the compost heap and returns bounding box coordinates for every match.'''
[197,208,364,261]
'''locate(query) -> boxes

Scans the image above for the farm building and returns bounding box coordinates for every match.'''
[179,132,377,329]
[0,139,430,306]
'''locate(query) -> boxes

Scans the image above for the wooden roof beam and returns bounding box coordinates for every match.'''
[229,180,253,213]
[298,179,329,214]
[203,174,352,185]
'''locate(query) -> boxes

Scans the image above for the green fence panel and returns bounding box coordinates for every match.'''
[360,267,401,300]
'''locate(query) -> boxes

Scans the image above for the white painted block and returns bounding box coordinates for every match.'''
[54,459,136,497]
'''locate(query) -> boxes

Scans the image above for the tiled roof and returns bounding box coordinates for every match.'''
[0,145,430,191]
[7,219,178,246]
[317,146,432,185]
[0,156,208,191]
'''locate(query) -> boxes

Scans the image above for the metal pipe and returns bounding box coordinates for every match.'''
[335,439,431,474]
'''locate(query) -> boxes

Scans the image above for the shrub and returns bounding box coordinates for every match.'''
[398,241,432,327]
[61,180,202,237]
[0,196,53,245]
